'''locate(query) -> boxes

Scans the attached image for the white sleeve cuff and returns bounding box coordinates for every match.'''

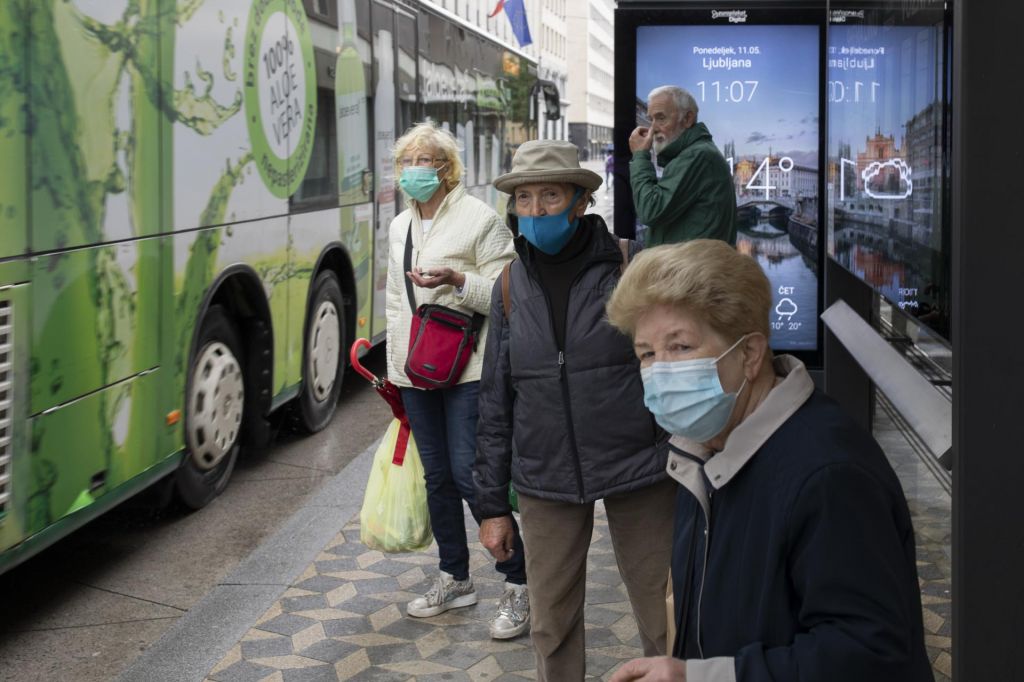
[686,657,736,682]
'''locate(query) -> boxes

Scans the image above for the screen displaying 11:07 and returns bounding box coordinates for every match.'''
[636,24,820,352]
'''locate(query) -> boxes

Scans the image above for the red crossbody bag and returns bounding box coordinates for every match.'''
[403,220,484,389]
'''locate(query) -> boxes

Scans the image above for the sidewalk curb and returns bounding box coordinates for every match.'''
[116,438,380,682]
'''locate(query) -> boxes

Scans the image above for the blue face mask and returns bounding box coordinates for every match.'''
[400,166,442,202]
[640,335,749,443]
[518,189,583,255]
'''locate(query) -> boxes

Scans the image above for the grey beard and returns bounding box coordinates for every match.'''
[652,133,679,154]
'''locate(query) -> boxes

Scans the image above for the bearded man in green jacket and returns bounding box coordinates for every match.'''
[629,85,737,246]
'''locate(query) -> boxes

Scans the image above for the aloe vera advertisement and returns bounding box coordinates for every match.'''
[0,0,337,559]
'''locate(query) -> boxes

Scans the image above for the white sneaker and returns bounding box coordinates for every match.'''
[407,571,477,618]
[489,582,530,639]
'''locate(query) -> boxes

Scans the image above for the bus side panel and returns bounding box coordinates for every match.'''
[29,242,160,414]
[287,210,337,388]
[29,1,163,254]
[171,1,287,232]
[0,0,27,261]
[24,371,162,536]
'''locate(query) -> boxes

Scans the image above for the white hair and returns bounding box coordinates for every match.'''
[648,85,699,121]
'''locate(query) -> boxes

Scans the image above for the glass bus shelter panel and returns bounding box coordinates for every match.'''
[826,3,952,342]
[0,1,27,261]
[28,1,164,253]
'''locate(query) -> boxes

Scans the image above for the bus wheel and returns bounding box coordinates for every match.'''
[296,270,345,433]
[177,305,244,509]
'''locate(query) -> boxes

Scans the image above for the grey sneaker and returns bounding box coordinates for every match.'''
[407,571,477,618]
[489,582,530,639]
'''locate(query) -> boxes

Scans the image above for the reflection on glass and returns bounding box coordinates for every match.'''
[826,4,952,339]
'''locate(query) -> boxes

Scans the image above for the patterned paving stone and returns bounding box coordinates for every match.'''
[240,635,295,660]
[206,400,951,681]
[259,614,320,637]
[280,666,340,682]
[299,638,362,665]
[321,617,373,638]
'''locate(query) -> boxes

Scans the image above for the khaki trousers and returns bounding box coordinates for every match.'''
[518,478,677,681]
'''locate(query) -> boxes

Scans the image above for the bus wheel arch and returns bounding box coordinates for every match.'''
[295,245,356,433]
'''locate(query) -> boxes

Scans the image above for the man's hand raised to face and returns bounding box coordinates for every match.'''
[629,126,654,154]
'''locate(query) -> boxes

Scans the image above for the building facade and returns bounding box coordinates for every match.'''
[424,0,569,140]
[567,0,615,160]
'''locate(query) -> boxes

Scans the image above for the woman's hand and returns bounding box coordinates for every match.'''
[609,657,686,682]
[407,266,466,290]
[479,516,515,562]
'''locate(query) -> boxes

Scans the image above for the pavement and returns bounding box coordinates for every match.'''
[113,391,952,682]
[0,347,395,682]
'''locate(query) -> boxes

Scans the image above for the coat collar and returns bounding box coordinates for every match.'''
[409,183,466,248]
[666,355,814,517]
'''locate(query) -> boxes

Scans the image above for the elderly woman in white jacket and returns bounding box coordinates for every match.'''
[384,122,528,639]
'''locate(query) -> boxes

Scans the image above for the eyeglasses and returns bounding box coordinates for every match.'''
[399,155,445,167]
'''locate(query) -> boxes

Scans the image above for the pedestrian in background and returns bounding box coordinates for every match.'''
[629,85,737,246]
[474,140,675,680]
[385,121,530,639]
[606,240,934,682]
[605,151,614,190]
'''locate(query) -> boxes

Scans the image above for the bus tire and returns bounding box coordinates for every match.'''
[177,305,244,510]
[296,270,345,433]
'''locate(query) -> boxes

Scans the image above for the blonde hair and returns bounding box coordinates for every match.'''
[607,240,771,342]
[393,121,464,193]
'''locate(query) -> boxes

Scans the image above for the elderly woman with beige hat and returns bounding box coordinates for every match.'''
[472,140,676,680]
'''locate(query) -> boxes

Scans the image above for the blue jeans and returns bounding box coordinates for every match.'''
[401,381,526,584]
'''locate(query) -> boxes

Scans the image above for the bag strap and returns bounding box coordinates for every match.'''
[403,217,417,315]
[619,238,630,275]
[406,216,485,335]
[501,260,513,319]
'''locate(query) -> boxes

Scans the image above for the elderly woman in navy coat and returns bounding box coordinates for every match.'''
[606,240,934,682]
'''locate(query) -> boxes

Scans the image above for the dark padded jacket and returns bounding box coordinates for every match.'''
[473,216,669,517]
[670,358,933,682]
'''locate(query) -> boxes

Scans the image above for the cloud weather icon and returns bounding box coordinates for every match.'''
[775,298,798,320]
[861,158,913,200]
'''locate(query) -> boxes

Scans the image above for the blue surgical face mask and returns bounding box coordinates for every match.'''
[400,166,443,202]
[640,335,749,443]
[518,189,583,255]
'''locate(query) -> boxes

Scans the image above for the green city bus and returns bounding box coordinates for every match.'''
[0,0,539,574]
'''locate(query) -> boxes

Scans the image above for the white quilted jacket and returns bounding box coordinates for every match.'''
[385,184,515,388]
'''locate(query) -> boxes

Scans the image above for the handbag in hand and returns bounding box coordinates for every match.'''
[403,220,484,389]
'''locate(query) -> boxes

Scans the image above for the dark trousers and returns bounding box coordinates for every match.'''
[401,381,526,584]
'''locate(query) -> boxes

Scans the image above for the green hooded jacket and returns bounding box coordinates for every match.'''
[629,122,737,247]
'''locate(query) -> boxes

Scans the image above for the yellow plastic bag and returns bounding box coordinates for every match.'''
[359,418,433,552]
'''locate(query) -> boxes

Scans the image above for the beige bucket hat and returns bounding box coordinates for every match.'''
[494,140,603,193]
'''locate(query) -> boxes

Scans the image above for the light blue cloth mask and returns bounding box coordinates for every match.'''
[399,166,442,202]
[640,335,749,442]
[518,189,582,255]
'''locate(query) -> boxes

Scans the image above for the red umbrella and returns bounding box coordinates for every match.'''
[350,338,412,465]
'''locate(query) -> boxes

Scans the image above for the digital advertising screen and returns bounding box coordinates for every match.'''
[826,6,952,340]
[630,12,823,354]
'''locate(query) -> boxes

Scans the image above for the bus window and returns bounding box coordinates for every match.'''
[290,85,339,211]
[396,10,418,135]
